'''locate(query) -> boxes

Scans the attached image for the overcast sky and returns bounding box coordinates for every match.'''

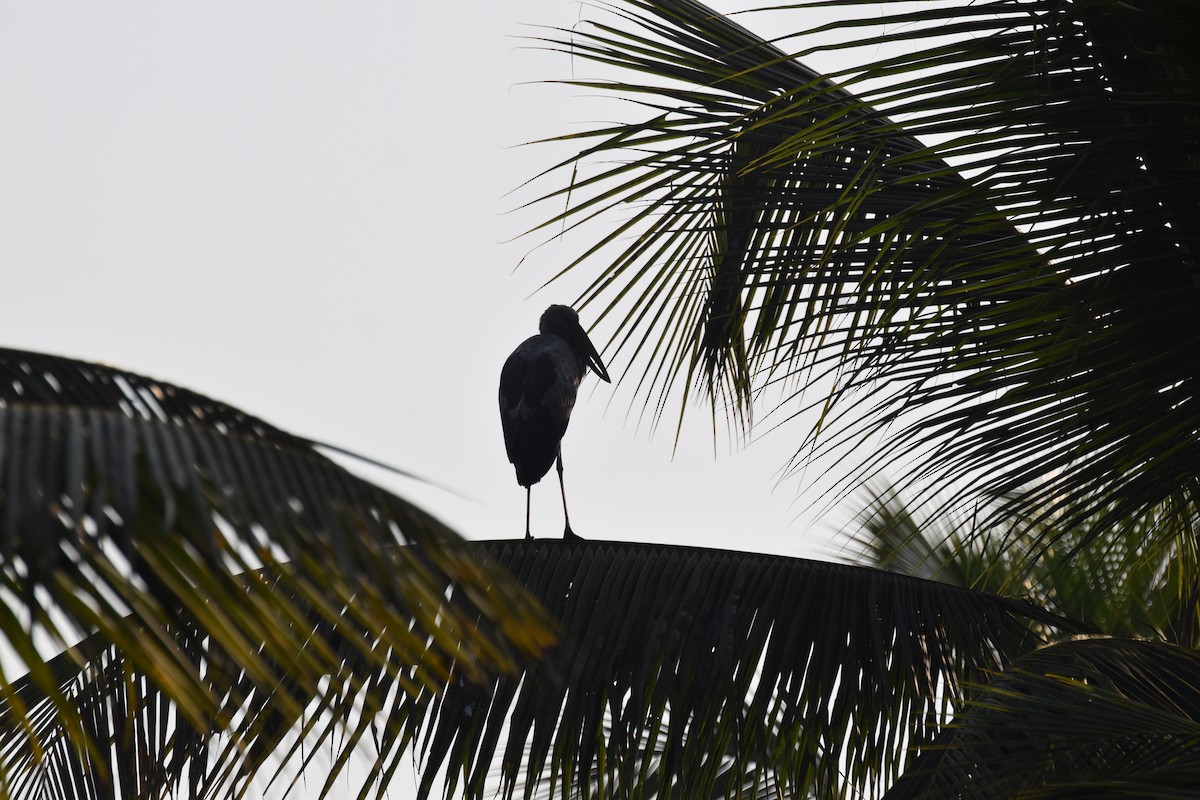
[1,0,892,793]
[1,0,870,557]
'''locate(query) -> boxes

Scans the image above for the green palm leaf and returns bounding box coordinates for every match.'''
[848,482,1198,642]
[883,637,1200,799]
[0,348,551,794]
[528,0,1200,531]
[1,568,497,799]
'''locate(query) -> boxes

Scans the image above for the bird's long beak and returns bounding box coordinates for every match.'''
[578,329,611,383]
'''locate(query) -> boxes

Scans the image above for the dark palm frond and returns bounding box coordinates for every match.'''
[848,481,1199,642]
[883,637,1200,800]
[517,701,793,800]
[527,0,1200,531]
[9,630,800,800]
[0,348,552,795]
[382,540,1086,800]
[1,540,1096,800]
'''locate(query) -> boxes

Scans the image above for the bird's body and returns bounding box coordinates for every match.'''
[500,334,585,487]
[499,305,610,539]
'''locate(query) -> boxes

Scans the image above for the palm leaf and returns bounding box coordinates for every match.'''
[883,637,1200,799]
[849,481,1199,643]
[1,565,497,799]
[0,348,552,793]
[516,701,791,800]
[844,482,1011,594]
[526,0,1200,531]
[397,540,1084,800]
[5,540,1084,799]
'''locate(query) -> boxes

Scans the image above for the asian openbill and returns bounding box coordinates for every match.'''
[499,305,610,539]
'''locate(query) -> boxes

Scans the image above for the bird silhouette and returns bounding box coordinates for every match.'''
[499,305,610,539]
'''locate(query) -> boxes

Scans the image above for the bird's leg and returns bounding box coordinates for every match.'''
[557,447,583,541]
[525,486,533,540]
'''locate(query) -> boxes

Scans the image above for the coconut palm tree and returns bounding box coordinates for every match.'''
[3,0,1200,797]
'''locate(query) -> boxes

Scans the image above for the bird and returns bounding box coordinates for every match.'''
[499,304,611,540]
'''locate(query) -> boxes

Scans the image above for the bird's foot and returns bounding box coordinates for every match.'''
[563,527,585,542]
[525,531,534,540]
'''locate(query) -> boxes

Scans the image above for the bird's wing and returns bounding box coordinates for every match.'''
[499,339,577,482]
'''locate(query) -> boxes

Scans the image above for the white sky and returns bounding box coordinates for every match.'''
[0,0,869,560]
[0,1,908,795]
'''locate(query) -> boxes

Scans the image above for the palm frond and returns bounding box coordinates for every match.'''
[884,637,1200,800]
[0,348,552,794]
[2,565,507,799]
[848,481,1199,642]
[396,540,1085,800]
[518,701,793,800]
[528,0,1200,531]
[1,539,1097,799]
[844,482,1011,594]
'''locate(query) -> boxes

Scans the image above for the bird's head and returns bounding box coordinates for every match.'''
[540,304,611,383]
